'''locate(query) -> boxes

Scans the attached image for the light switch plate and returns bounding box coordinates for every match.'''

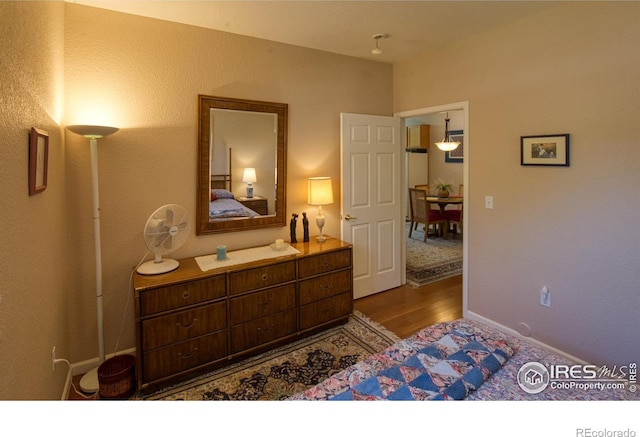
[485,196,494,209]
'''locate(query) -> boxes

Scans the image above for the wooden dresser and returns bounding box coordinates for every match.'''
[133,237,353,392]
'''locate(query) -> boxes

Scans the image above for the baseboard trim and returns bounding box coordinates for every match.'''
[465,311,588,365]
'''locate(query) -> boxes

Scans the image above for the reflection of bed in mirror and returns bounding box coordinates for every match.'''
[209,149,261,220]
[209,188,260,220]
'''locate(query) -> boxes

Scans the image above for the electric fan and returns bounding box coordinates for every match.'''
[136,204,190,275]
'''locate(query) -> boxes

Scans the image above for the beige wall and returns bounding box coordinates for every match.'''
[0,2,68,399]
[63,4,391,386]
[395,2,640,365]
[0,3,391,399]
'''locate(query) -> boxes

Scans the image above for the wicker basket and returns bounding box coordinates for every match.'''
[97,355,136,399]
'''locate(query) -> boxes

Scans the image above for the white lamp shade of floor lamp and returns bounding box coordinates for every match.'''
[67,124,119,394]
[308,177,334,242]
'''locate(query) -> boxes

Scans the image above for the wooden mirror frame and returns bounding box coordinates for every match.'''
[197,95,288,235]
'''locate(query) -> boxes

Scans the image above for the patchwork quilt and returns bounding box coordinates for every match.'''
[289,319,518,401]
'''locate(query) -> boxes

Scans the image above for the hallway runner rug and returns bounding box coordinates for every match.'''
[406,222,463,286]
[138,311,400,400]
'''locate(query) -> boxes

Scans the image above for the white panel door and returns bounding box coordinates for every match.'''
[340,113,403,299]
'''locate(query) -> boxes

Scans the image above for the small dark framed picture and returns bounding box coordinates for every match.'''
[520,134,570,166]
[445,129,464,163]
[29,127,49,195]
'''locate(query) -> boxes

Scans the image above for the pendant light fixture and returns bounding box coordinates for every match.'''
[435,113,461,152]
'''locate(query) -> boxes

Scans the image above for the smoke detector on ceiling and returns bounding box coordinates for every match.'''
[371,33,389,55]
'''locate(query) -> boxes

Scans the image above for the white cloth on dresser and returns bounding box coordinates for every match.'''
[195,244,300,271]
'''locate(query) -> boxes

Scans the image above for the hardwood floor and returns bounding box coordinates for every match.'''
[354,274,462,338]
[68,274,462,399]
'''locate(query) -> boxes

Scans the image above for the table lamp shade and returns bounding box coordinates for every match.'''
[308,177,334,206]
[242,167,257,183]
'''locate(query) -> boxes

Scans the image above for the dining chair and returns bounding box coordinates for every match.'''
[414,184,440,216]
[412,184,433,231]
[445,184,463,236]
[408,188,448,241]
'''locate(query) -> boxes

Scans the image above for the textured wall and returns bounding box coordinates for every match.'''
[0,2,391,399]
[394,2,640,365]
[0,2,67,399]
[63,4,392,377]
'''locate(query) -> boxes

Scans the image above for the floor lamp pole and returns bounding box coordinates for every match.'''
[79,136,105,394]
[67,124,118,394]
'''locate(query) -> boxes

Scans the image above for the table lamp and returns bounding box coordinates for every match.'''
[308,177,334,242]
[243,167,257,198]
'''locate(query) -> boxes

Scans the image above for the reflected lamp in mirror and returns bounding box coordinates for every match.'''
[243,167,257,198]
[308,177,334,243]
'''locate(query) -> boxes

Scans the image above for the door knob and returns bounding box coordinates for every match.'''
[344,214,357,221]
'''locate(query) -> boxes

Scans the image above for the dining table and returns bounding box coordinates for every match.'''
[426,195,463,214]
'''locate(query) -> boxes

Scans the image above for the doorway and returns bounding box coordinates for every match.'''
[395,102,469,316]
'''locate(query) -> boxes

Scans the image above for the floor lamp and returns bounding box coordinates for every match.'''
[67,124,119,393]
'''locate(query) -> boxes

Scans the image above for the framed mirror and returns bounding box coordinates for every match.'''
[197,95,288,234]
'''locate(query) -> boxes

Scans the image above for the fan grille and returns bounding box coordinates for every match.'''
[137,204,190,275]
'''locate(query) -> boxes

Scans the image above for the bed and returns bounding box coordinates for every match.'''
[288,318,637,401]
[209,188,260,220]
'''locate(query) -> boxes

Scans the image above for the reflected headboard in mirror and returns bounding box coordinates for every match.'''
[197,95,288,235]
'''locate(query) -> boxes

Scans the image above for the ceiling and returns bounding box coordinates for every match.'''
[69,1,563,64]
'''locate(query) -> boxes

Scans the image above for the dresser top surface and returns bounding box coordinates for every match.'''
[133,236,351,291]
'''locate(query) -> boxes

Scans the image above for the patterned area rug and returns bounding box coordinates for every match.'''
[140,311,399,400]
[406,222,463,286]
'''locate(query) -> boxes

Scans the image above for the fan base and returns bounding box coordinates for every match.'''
[137,258,179,275]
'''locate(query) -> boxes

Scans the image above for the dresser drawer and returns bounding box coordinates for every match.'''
[230,284,296,326]
[139,275,226,316]
[142,330,228,383]
[230,309,297,354]
[142,301,227,350]
[228,261,296,295]
[299,292,352,330]
[299,269,352,305]
[297,249,351,278]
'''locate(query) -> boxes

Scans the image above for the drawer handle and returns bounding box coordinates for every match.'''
[182,291,190,299]
[179,348,198,359]
[176,318,197,329]
[257,324,274,333]
[261,273,268,281]
[321,282,331,290]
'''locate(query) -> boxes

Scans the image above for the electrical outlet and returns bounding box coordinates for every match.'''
[540,286,551,307]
